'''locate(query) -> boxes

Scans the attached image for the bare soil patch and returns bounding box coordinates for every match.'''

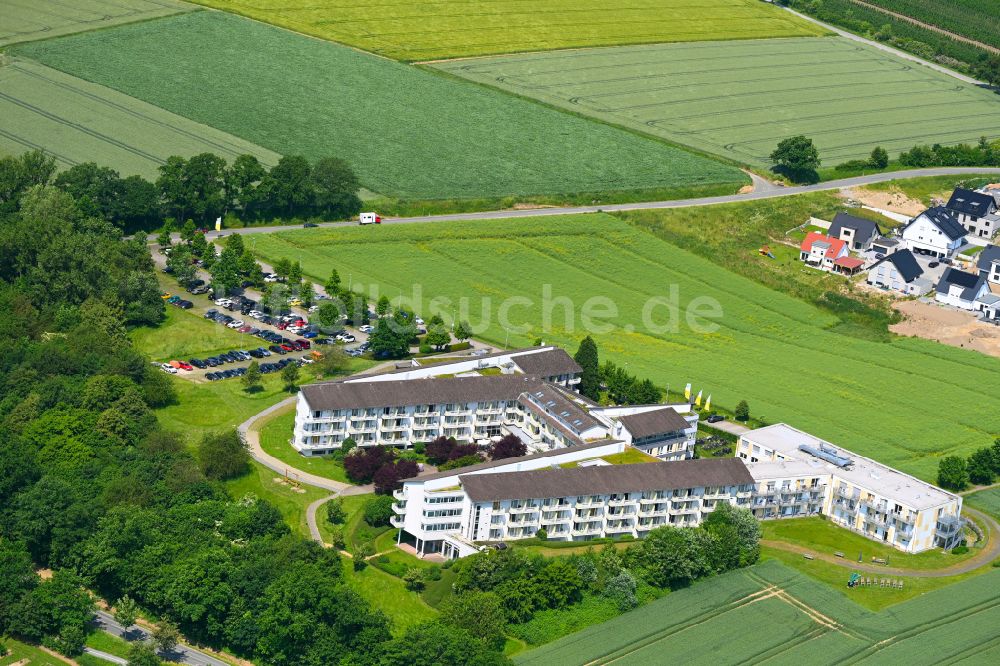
[846,187,927,216]
[892,300,1000,358]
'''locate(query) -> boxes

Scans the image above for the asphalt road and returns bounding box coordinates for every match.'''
[165,168,1000,241]
[93,610,229,666]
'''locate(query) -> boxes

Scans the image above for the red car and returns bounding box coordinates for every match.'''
[290,340,305,350]
[280,344,295,352]
[297,339,311,349]
[293,319,307,327]
[276,322,289,330]
[177,361,193,371]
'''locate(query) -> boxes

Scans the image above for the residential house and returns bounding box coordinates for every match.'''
[867,249,930,295]
[799,231,856,273]
[871,236,900,257]
[977,294,1000,321]
[829,212,882,251]
[946,188,999,239]
[934,267,991,310]
[977,245,1000,286]
[901,207,966,258]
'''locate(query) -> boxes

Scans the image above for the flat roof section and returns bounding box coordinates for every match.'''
[742,424,957,510]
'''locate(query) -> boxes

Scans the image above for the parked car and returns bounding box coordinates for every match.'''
[215,298,232,307]
[177,361,193,371]
[341,334,356,343]
[227,320,245,329]
[313,337,333,345]
[301,330,318,339]
[178,300,193,309]
[160,363,177,374]
[706,414,724,423]
[269,345,286,355]
[303,222,318,228]
[358,324,373,334]
[928,261,940,268]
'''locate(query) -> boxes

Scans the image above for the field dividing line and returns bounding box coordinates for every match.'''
[583,585,781,666]
[845,596,1000,663]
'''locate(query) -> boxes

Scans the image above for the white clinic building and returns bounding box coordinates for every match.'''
[292,346,699,460]
[391,441,755,558]
[738,424,964,553]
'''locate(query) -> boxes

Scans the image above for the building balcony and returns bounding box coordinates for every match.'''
[605,523,635,533]
[393,488,406,501]
[508,505,539,514]
[571,526,603,537]
[639,509,669,517]
[607,498,633,506]
[639,496,667,504]
[392,502,406,514]
[390,516,404,528]
[542,511,572,521]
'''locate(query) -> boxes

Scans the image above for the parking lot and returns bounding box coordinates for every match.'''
[152,252,373,382]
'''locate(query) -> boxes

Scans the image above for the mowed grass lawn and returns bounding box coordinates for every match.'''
[130,305,252,362]
[259,410,351,483]
[187,0,826,61]
[436,36,1000,167]
[516,560,1000,665]
[250,215,1000,481]
[13,11,747,201]
[0,0,193,47]
[0,58,279,179]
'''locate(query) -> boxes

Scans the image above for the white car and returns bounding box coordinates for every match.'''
[160,363,177,374]
[341,334,356,343]
[415,317,425,326]
[358,324,373,334]
[263,275,281,283]
[227,320,245,329]
[308,305,319,313]
[248,310,264,319]
[214,298,232,307]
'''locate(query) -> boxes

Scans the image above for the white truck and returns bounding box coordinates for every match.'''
[359,212,382,225]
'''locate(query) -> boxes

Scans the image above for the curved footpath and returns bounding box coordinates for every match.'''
[168,168,1000,240]
[238,398,375,546]
[763,507,1000,578]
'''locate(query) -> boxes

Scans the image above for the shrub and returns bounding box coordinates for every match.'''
[328,526,346,550]
[326,497,346,524]
[353,541,374,570]
[952,545,970,555]
[734,400,750,422]
[535,528,548,540]
[403,567,426,591]
[439,454,484,470]
[363,495,396,526]
[418,343,433,354]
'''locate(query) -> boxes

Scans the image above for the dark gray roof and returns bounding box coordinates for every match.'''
[301,373,542,410]
[872,249,922,283]
[914,207,967,241]
[511,348,582,378]
[618,408,690,439]
[410,439,621,483]
[946,188,996,219]
[460,458,754,502]
[935,267,987,301]
[520,384,601,436]
[872,237,900,248]
[829,212,881,240]
[978,245,1000,274]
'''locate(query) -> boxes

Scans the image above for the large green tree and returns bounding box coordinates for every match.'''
[770,135,820,182]
[197,430,249,480]
[574,335,600,401]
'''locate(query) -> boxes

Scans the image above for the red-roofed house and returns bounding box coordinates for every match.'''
[800,231,850,273]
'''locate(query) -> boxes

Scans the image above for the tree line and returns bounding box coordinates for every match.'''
[1,149,363,234]
[0,160,511,665]
[937,438,1000,491]
[435,503,761,650]
[770,134,1000,183]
